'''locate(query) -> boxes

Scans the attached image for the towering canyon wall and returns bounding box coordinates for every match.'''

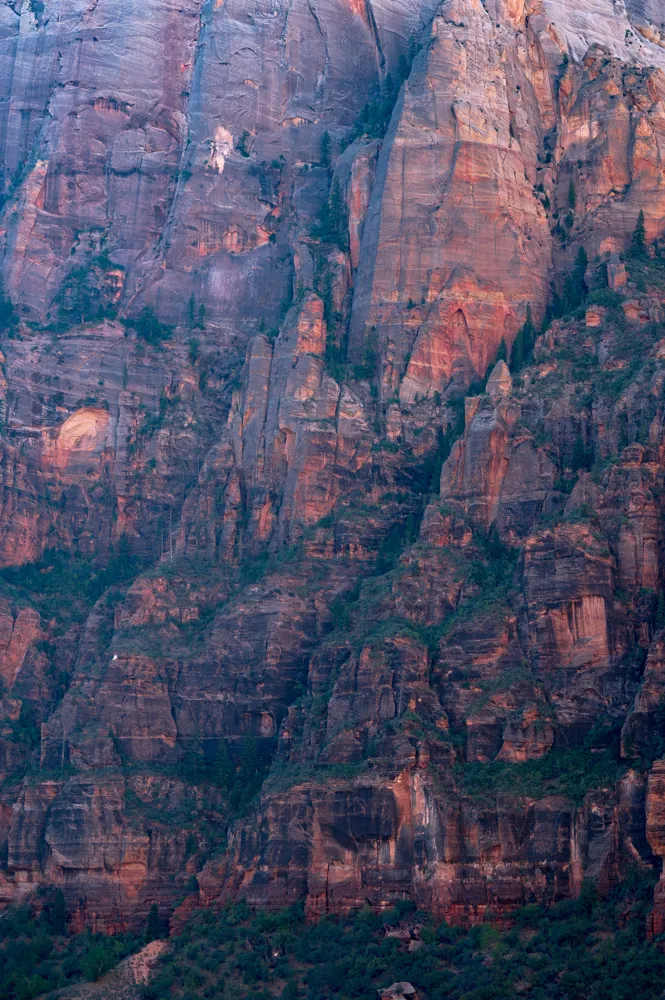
[0,0,665,935]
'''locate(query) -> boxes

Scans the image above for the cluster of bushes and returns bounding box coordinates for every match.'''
[350,47,420,142]
[0,895,141,1000]
[124,306,174,346]
[129,390,181,456]
[316,512,517,676]
[415,527,518,652]
[55,253,123,327]
[457,735,624,805]
[406,400,466,495]
[546,211,650,336]
[543,230,665,413]
[142,870,665,1000]
[0,540,143,628]
[179,733,272,816]
[2,874,662,1000]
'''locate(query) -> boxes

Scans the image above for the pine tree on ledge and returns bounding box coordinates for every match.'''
[631,209,647,259]
[146,902,161,942]
[656,591,665,632]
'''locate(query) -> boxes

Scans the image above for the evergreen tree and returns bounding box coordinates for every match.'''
[107,532,137,580]
[510,327,524,372]
[48,889,67,935]
[313,178,348,250]
[238,733,259,786]
[352,45,417,141]
[320,130,331,169]
[0,279,18,336]
[571,433,588,472]
[231,733,262,812]
[127,306,172,346]
[495,337,507,363]
[188,337,199,365]
[146,902,161,942]
[568,180,577,210]
[328,178,346,249]
[213,738,235,791]
[59,268,97,325]
[181,734,205,782]
[566,246,588,310]
[523,304,535,355]
[510,305,534,373]
[656,592,665,632]
[329,595,352,631]
[631,209,647,259]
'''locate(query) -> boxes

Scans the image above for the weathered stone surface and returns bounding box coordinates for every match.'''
[2,0,665,939]
[0,0,436,330]
[440,393,553,535]
[379,983,417,1000]
[350,0,553,399]
[178,295,373,557]
[0,602,41,690]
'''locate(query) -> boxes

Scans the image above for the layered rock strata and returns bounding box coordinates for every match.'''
[0,0,665,936]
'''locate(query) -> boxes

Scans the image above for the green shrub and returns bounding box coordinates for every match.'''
[631,209,647,259]
[146,903,161,943]
[320,131,331,168]
[457,726,624,805]
[351,47,419,142]
[0,903,141,997]
[311,178,348,250]
[0,541,143,629]
[142,876,665,1000]
[124,307,173,346]
[0,280,18,337]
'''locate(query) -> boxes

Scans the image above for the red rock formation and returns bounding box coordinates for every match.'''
[2,0,665,939]
[349,0,553,397]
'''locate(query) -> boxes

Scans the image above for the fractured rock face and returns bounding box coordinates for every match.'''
[350,0,552,398]
[0,0,436,330]
[178,295,372,557]
[2,0,665,940]
[438,371,558,540]
[486,361,513,400]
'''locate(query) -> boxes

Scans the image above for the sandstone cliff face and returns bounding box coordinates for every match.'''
[349,0,554,397]
[177,293,373,559]
[0,0,436,330]
[2,0,665,938]
[2,0,665,565]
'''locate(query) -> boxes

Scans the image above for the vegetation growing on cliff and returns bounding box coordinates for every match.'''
[139,870,664,1000]
[124,307,174,346]
[350,42,421,142]
[0,870,662,1000]
[455,729,624,804]
[0,279,19,338]
[55,253,123,327]
[311,178,349,251]
[0,542,142,630]
[0,897,140,999]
